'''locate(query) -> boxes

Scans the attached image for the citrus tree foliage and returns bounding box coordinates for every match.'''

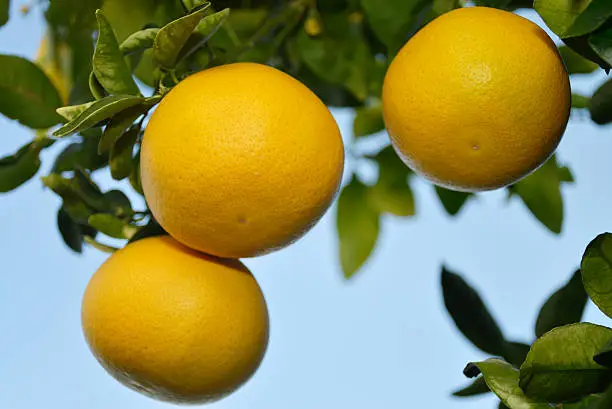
[1,1,612,407]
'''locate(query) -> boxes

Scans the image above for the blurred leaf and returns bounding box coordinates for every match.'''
[361,0,430,53]
[473,0,513,8]
[464,359,550,408]
[590,24,612,67]
[337,177,380,278]
[505,342,532,368]
[353,105,385,138]
[0,0,8,27]
[52,136,107,172]
[426,0,460,21]
[0,139,53,193]
[452,376,491,397]
[103,189,133,218]
[590,77,612,124]
[98,106,144,154]
[511,156,572,234]
[0,54,63,129]
[572,94,591,109]
[129,150,143,195]
[42,173,101,223]
[110,125,139,180]
[53,95,145,138]
[562,395,607,409]
[593,338,612,368]
[178,8,230,62]
[581,233,612,319]
[519,323,612,403]
[129,218,167,243]
[154,2,210,68]
[84,235,118,253]
[88,213,137,239]
[93,11,141,96]
[535,0,612,38]
[120,28,160,55]
[441,267,508,356]
[559,46,600,74]
[435,186,472,216]
[183,0,208,11]
[57,207,97,253]
[368,146,415,217]
[535,270,588,338]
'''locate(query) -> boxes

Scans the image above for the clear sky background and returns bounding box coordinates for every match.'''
[1,3,612,409]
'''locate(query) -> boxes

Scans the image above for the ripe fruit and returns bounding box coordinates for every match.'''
[81,236,269,404]
[382,7,571,192]
[141,62,344,258]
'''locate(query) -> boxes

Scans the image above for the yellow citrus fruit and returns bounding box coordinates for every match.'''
[81,236,269,404]
[141,62,344,258]
[382,7,571,191]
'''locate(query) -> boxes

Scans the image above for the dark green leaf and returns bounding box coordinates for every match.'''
[562,395,606,409]
[57,207,85,253]
[581,233,612,318]
[559,46,600,74]
[595,385,612,409]
[593,337,612,368]
[93,10,140,96]
[590,77,612,124]
[465,359,551,409]
[441,267,507,356]
[435,186,472,216]
[473,0,513,8]
[153,2,211,68]
[511,156,572,234]
[0,0,9,27]
[535,270,588,338]
[88,213,137,239]
[360,0,430,53]
[590,24,612,67]
[103,189,133,218]
[0,54,62,129]
[98,105,144,154]
[129,218,167,243]
[368,146,415,217]
[177,8,230,63]
[535,0,612,38]
[109,125,139,180]
[89,71,107,100]
[182,0,208,12]
[42,173,100,223]
[353,105,385,138]
[505,342,532,368]
[0,139,52,193]
[120,28,160,55]
[53,95,145,137]
[452,376,491,397]
[337,177,380,278]
[129,150,143,195]
[52,136,107,173]
[572,94,591,109]
[519,323,612,403]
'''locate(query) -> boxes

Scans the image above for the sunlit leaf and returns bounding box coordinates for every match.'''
[559,46,600,74]
[88,213,137,239]
[581,233,612,318]
[534,0,612,38]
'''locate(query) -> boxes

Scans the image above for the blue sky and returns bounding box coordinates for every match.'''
[1,3,612,409]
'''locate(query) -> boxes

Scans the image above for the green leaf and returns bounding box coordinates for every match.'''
[98,105,144,154]
[353,105,385,138]
[581,233,612,318]
[52,136,107,173]
[572,94,591,109]
[535,0,612,38]
[562,395,607,409]
[590,77,612,125]
[559,46,600,74]
[593,338,612,368]
[43,173,100,224]
[452,376,491,397]
[89,71,107,100]
[0,0,9,27]
[84,236,118,253]
[0,54,62,129]
[153,2,211,68]
[535,270,588,338]
[129,150,143,195]
[505,342,532,368]
[435,186,472,216]
[368,146,415,217]
[360,0,430,53]
[120,28,160,55]
[57,101,96,122]
[103,189,133,218]
[53,95,145,138]
[441,267,508,356]
[465,359,551,409]
[589,24,612,67]
[182,0,208,12]
[88,213,137,239]
[129,218,167,243]
[57,207,97,253]
[178,8,230,63]
[337,177,380,278]
[473,0,513,8]
[93,10,140,96]
[519,323,612,403]
[511,156,572,234]
[0,139,52,193]
[110,125,139,180]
